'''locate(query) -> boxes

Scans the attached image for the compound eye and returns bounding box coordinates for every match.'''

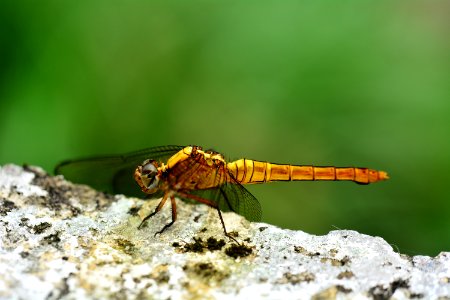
[142,160,157,175]
[140,160,159,190]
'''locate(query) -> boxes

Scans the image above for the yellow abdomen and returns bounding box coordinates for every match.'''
[227,159,389,185]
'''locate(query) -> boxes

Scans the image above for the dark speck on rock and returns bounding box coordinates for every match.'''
[127,206,140,216]
[0,199,17,216]
[43,232,61,245]
[225,244,253,259]
[33,222,52,234]
[206,237,225,251]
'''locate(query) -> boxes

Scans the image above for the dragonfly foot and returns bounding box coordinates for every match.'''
[225,233,240,245]
[137,221,147,230]
[138,211,158,230]
[154,221,175,237]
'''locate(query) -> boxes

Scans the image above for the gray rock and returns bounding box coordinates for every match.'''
[0,164,449,300]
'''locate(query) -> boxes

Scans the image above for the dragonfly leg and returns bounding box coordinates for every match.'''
[154,195,177,236]
[138,192,169,229]
[177,191,240,244]
[215,206,240,245]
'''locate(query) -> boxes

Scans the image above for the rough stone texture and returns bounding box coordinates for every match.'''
[0,164,449,300]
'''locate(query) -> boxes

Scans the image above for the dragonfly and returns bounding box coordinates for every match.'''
[55,145,389,241]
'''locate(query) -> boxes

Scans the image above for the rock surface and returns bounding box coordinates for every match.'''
[0,164,449,300]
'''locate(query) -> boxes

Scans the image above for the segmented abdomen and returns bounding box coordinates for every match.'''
[226,159,389,185]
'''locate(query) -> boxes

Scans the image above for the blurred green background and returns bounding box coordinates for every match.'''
[1,1,449,256]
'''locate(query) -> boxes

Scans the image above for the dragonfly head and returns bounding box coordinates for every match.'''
[135,159,160,194]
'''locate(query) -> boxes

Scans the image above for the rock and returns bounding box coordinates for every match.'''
[0,164,449,300]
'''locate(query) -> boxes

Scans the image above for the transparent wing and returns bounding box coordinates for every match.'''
[54,145,184,197]
[181,165,262,222]
[218,179,262,222]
